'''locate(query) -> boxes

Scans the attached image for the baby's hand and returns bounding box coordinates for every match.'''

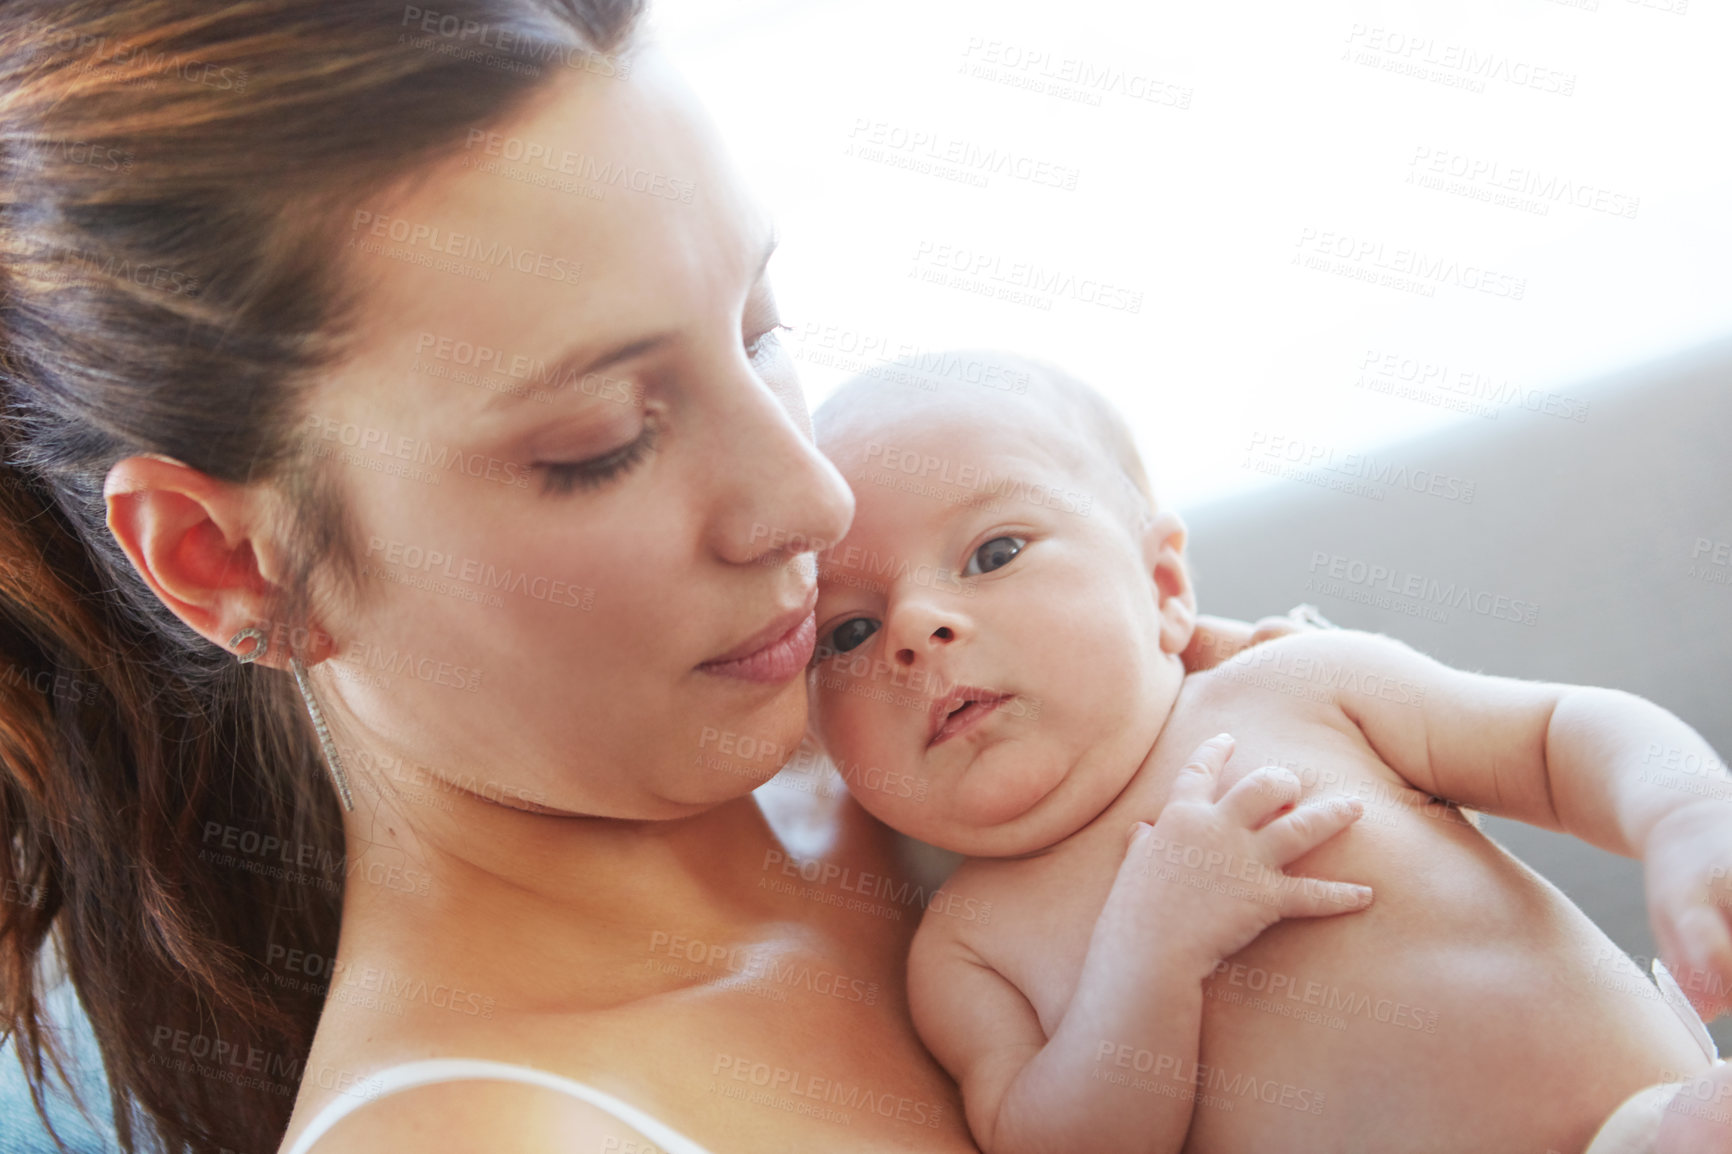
[1184,604,1336,672]
[1643,799,1732,1021]
[1122,733,1373,977]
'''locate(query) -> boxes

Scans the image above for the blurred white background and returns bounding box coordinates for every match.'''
[650,0,1732,509]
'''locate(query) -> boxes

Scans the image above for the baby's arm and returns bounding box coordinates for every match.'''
[1278,629,1732,1016]
[908,735,1373,1154]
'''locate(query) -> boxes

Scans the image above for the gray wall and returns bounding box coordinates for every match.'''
[1182,335,1732,1053]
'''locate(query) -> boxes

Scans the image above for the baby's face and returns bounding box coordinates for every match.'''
[810,391,1194,857]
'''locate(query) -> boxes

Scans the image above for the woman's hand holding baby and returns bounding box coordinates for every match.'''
[1116,732,1375,981]
[1185,604,1337,674]
[1642,798,1732,1021]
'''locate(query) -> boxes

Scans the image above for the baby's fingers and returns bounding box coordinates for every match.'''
[1167,733,1236,806]
[1260,796,1367,865]
[1217,765,1302,828]
[1276,875,1375,920]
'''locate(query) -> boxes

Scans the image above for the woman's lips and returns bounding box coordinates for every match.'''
[697,596,818,684]
[929,690,1012,747]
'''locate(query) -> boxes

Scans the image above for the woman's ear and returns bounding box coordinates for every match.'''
[1139,508,1197,655]
[102,454,335,669]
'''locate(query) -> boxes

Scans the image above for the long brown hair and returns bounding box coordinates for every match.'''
[0,2,644,1150]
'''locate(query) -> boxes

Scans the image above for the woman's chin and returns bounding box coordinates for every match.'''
[673,695,809,799]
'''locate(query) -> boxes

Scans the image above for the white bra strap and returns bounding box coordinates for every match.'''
[282,1058,715,1154]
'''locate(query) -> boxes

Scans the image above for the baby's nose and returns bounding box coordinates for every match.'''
[895,625,954,666]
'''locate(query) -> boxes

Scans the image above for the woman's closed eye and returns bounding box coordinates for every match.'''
[965,535,1026,576]
[536,418,661,496]
[536,319,783,498]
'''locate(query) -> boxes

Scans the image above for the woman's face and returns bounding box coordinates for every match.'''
[307,45,853,820]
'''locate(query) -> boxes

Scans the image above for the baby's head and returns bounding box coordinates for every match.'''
[808,351,1197,857]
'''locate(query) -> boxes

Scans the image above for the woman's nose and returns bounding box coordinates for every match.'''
[707,374,854,568]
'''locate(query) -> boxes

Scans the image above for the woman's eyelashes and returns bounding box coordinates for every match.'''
[536,419,660,496]
[964,535,1026,576]
[532,322,781,498]
[744,322,791,361]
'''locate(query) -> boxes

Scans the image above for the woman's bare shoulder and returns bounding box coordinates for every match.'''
[297,1076,699,1154]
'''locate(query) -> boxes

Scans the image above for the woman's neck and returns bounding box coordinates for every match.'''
[336,788,804,997]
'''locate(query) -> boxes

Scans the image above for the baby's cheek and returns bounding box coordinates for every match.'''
[807,688,848,756]
[840,765,939,839]
[809,683,880,767]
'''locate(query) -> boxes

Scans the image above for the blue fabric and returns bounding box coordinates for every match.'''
[0,980,118,1154]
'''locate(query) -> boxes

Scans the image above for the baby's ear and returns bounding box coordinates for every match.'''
[1139,509,1197,654]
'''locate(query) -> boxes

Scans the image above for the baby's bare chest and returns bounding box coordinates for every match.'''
[939,688,1700,1151]
[956,693,1413,1033]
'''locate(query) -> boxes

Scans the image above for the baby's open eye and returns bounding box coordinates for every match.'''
[826,617,880,653]
[965,536,1026,576]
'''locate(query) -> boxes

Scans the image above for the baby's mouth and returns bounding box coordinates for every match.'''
[928,687,1013,748]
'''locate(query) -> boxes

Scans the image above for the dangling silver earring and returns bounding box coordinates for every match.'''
[229,624,355,812]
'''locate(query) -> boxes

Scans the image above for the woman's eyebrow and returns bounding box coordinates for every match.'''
[482,233,778,416]
[572,333,672,380]
[479,332,672,414]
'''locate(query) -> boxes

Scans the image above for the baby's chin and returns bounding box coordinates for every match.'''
[894,754,1108,858]
[908,806,1089,859]
[951,750,1070,828]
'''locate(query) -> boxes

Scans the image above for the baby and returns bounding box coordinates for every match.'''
[804,350,1732,1154]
